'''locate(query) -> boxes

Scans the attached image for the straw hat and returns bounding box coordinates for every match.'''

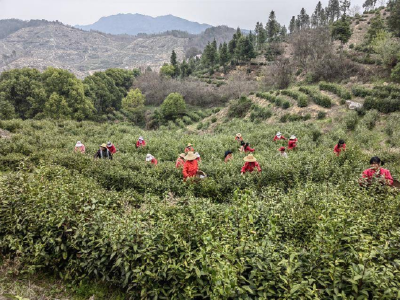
[139,136,144,140]
[146,154,154,162]
[279,147,286,152]
[187,143,193,147]
[100,143,107,148]
[76,141,83,147]
[276,132,282,136]
[244,154,257,162]
[236,133,242,137]
[185,151,197,161]
[107,141,112,147]
[290,135,296,140]
[195,152,200,158]
[179,153,185,158]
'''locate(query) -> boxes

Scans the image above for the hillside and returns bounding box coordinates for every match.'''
[75,14,212,35]
[0,21,236,77]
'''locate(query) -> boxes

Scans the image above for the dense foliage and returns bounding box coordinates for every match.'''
[1,117,400,298]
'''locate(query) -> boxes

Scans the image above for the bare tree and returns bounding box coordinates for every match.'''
[349,5,362,16]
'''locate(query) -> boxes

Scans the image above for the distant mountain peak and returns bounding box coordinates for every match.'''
[75,14,213,36]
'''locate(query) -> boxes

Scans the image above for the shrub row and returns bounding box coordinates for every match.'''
[280,90,309,107]
[299,86,332,108]
[319,82,352,100]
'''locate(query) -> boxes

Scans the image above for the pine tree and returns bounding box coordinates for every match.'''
[327,0,341,22]
[340,0,351,16]
[266,11,281,41]
[387,0,400,37]
[298,8,310,30]
[170,50,180,77]
[311,1,324,27]
[280,25,288,38]
[236,36,256,62]
[289,16,296,34]
[219,42,230,73]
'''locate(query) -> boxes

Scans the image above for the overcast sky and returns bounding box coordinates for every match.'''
[1,0,366,29]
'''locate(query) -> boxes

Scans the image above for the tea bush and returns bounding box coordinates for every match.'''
[299,86,332,108]
[319,81,352,100]
[281,90,309,107]
[1,119,400,298]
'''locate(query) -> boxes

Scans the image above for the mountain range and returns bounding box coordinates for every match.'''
[0,18,237,78]
[75,14,213,35]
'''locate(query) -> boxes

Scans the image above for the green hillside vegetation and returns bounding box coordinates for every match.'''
[1,0,400,298]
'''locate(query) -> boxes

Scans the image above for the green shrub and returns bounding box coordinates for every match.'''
[182,116,193,125]
[299,86,332,108]
[281,90,309,107]
[211,116,218,123]
[391,63,400,83]
[352,86,374,97]
[317,111,327,119]
[228,96,252,118]
[319,82,352,100]
[196,122,203,130]
[361,109,379,130]
[282,101,291,109]
[344,110,358,130]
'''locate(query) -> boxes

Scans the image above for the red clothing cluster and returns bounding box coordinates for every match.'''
[150,158,158,166]
[176,157,185,168]
[273,135,286,141]
[244,145,255,153]
[183,160,198,180]
[361,168,393,186]
[136,140,146,148]
[241,162,262,174]
[107,144,117,154]
[185,146,195,153]
[288,139,298,150]
[333,143,346,156]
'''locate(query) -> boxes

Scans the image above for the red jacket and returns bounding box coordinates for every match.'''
[333,144,346,156]
[150,158,158,166]
[288,139,297,150]
[183,160,198,179]
[176,158,185,168]
[241,162,261,173]
[235,136,243,142]
[107,145,117,154]
[185,146,195,153]
[136,140,146,148]
[244,146,255,153]
[274,135,286,141]
[361,168,393,186]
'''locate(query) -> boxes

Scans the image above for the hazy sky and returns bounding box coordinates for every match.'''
[1,0,366,29]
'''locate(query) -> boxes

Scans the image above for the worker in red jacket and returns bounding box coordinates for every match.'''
[288,135,298,150]
[241,154,261,174]
[183,152,198,180]
[333,139,346,156]
[359,156,393,186]
[106,142,117,154]
[136,136,146,148]
[146,154,158,165]
[235,133,243,142]
[273,132,286,142]
[185,143,195,153]
[244,142,255,153]
[175,153,185,169]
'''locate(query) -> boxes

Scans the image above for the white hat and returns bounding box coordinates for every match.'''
[75,141,83,147]
[139,136,144,140]
[107,141,112,147]
[290,135,296,139]
[276,132,281,136]
[146,154,154,162]
[195,152,200,157]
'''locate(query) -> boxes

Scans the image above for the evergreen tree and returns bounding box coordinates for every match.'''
[387,0,400,37]
[311,1,324,27]
[340,0,351,16]
[255,22,267,48]
[219,42,230,73]
[366,14,386,42]
[180,59,189,78]
[236,36,256,62]
[363,0,377,10]
[289,16,296,34]
[122,88,145,110]
[170,50,180,77]
[331,15,352,49]
[280,25,288,38]
[266,11,281,41]
[298,8,311,30]
[327,0,341,22]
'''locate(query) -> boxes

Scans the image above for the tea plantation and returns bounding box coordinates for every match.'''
[1,117,400,299]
